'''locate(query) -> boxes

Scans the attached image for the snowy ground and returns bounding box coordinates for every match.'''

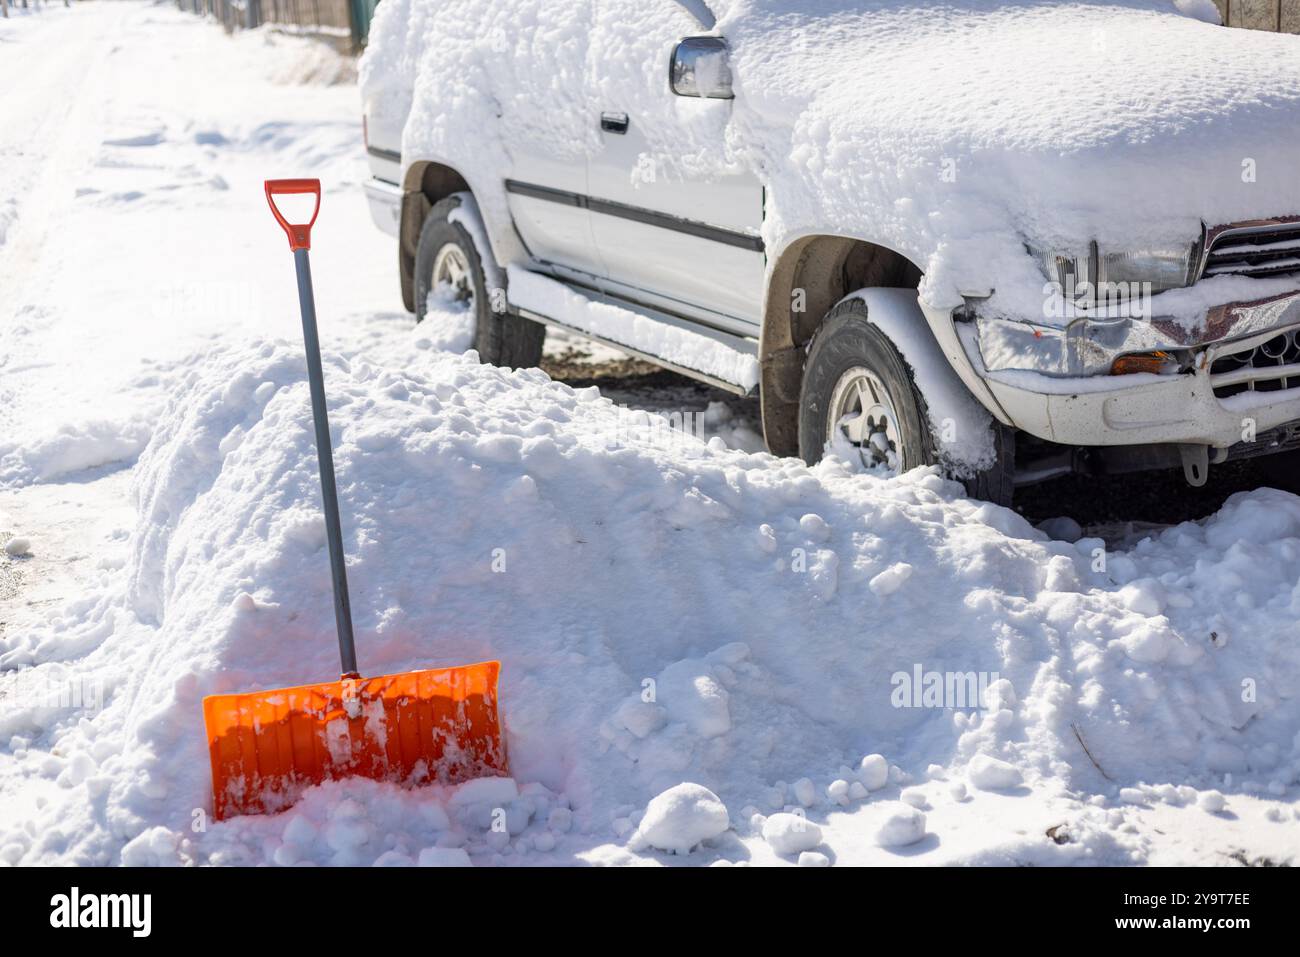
[1,3,1298,868]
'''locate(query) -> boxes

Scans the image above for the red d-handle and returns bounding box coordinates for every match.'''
[265,178,321,251]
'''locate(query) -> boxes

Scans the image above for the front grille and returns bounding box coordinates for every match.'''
[1202,219,1300,281]
[1210,325,1300,399]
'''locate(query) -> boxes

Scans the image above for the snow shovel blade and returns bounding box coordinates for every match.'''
[202,660,506,820]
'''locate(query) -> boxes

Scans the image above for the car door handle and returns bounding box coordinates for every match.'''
[600,112,629,134]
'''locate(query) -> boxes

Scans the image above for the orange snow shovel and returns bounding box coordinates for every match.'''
[201,179,507,821]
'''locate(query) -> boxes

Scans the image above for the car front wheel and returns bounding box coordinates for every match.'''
[797,295,1013,504]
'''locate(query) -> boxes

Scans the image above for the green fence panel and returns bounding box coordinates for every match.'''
[350,0,379,44]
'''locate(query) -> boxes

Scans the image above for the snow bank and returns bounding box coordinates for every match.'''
[231,26,358,87]
[0,416,154,486]
[361,0,1300,326]
[3,339,1300,864]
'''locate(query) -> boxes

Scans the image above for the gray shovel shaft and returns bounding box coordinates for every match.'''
[293,248,358,677]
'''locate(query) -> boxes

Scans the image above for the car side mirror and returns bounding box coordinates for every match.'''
[670,37,734,99]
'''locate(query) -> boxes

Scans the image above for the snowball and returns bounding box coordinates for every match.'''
[827,779,851,805]
[627,783,729,854]
[1042,555,1082,592]
[876,805,927,847]
[869,562,913,596]
[900,787,928,809]
[3,537,30,557]
[799,513,831,541]
[857,754,889,791]
[1198,790,1227,813]
[968,754,1023,791]
[762,812,823,855]
[797,850,830,867]
[417,847,473,867]
[792,777,816,807]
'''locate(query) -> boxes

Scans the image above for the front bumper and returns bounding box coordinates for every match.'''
[961,290,1300,448]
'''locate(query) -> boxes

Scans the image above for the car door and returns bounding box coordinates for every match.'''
[501,0,606,284]
[587,1,765,332]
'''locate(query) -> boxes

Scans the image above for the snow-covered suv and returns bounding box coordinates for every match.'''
[359,0,1300,503]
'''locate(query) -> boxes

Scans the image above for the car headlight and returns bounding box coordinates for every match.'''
[1030,239,1201,308]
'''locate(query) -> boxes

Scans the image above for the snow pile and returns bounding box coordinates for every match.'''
[1172,0,1222,24]
[0,416,156,487]
[361,0,1300,325]
[232,26,358,87]
[3,338,1300,864]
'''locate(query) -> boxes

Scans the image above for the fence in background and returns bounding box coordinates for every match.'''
[1214,0,1300,32]
[167,0,1298,50]
[4,0,72,17]
[174,0,378,50]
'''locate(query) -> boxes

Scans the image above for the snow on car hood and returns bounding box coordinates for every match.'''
[362,0,1300,322]
[714,0,1300,316]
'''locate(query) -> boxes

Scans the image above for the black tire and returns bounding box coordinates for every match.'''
[414,195,544,369]
[797,297,1014,505]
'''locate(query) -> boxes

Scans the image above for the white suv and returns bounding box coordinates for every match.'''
[360,0,1300,503]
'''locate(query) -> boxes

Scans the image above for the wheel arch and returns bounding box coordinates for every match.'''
[759,233,924,456]
[397,160,475,312]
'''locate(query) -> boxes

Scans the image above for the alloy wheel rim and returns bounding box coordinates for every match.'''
[827,366,902,474]
[431,242,474,305]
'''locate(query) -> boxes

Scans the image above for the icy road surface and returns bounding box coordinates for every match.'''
[0,3,1298,867]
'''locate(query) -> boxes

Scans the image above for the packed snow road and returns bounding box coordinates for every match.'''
[1,3,1298,867]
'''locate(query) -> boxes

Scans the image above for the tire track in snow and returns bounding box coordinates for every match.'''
[0,3,122,451]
